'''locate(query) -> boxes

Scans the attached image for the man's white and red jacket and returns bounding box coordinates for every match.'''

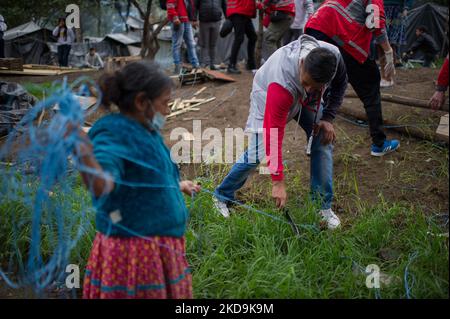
[245,35,348,182]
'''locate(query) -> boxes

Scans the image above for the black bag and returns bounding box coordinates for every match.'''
[220,19,233,38]
[159,0,167,10]
[269,11,290,23]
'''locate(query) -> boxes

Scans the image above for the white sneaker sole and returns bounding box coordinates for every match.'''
[213,197,230,218]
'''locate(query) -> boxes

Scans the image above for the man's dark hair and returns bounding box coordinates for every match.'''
[303,47,337,84]
[417,25,428,33]
[89,47,96,51]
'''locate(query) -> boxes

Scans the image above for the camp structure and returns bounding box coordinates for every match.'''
[405,2,449,58]
[3,21,55,65]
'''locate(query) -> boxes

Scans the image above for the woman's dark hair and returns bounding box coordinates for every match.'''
[417,25,428,33]
[99,61,173,111]
[303,47,337,84]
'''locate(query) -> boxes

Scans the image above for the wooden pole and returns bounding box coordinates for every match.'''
[345,92,449,112]
[337,105,448,144]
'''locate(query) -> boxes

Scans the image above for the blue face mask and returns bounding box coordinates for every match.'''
[147,101,167,131]
[149,111,167,131]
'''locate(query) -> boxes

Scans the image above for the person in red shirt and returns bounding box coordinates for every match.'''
[213,35,348,230]
[429,55,449,110]
[167,0,200,74]
[226,0,257,74]
[305,0,400,156]
[258,0,295,60]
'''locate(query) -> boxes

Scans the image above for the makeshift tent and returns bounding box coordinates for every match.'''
[3,21,55,65]
[405,3,449,57]
[102,31,143,57]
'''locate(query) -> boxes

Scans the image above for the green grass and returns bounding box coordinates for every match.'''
[0,155,448,299]
[183,168,448,299]
[21,82,58,101]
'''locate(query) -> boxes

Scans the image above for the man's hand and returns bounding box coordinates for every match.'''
[272,180,287,208]
[192,21,199,29]
[429,91,446,110]
[180,180,201,196]
[173,17,181,26]
[314,120,336,145]
[384,48,396,78]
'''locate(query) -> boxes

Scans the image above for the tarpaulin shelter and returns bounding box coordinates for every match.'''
[405,3,449,57]
[3,21,55,65]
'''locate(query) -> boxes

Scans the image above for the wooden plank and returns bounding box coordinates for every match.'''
[171,98,181,111]
[193,86,207,96]
[168,97,215,119]
[168,107,199,118]
[180,98,207,104]
[436,114,449,140]
[203,69,236,82]
[0,68,96,76]
[346,91,449,112]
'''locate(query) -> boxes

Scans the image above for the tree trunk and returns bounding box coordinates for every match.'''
[97,0,102,36]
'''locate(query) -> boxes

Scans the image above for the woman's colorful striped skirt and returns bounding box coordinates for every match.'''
[83,232,193,299]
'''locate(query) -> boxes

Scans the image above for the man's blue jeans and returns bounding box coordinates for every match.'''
[171,22,200,67]
[214,105,334,210]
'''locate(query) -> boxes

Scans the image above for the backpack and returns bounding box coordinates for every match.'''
[159,0,167,10]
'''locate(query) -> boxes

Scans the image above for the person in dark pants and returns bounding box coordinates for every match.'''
[283,0,314,45]
[195,0,227,70]
[0,14,7,59]
[52,18,75,67]
[305,0,400,156]
[404,26,440,67]
[226,0,257,74]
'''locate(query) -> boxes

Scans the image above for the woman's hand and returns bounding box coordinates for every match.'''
[180,181,201,196]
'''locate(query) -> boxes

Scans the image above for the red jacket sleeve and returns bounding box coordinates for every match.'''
[371,0,387,43]
[263,83,294,182]
[167,0,178,21]
[437,56,449,91]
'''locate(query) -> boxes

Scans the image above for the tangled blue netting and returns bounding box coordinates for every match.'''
[0,77,102,295]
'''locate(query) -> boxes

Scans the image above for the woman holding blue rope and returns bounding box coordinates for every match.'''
[73,61,200,299]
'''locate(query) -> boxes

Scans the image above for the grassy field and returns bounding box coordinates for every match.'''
[0,156,448,299]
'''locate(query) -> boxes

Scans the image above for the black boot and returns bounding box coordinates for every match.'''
[227,64,241,74]
[209,64,218,71]
[246,61,256,70]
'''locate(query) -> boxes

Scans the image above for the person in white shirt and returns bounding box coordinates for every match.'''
[283,0,314,45]
[52,18,75,67]
[85,48,104,69]
[0,14,7,58]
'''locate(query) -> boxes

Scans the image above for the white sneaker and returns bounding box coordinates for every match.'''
[213,196,230,218]
[380,79,394,88]
[319,209,341,230]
